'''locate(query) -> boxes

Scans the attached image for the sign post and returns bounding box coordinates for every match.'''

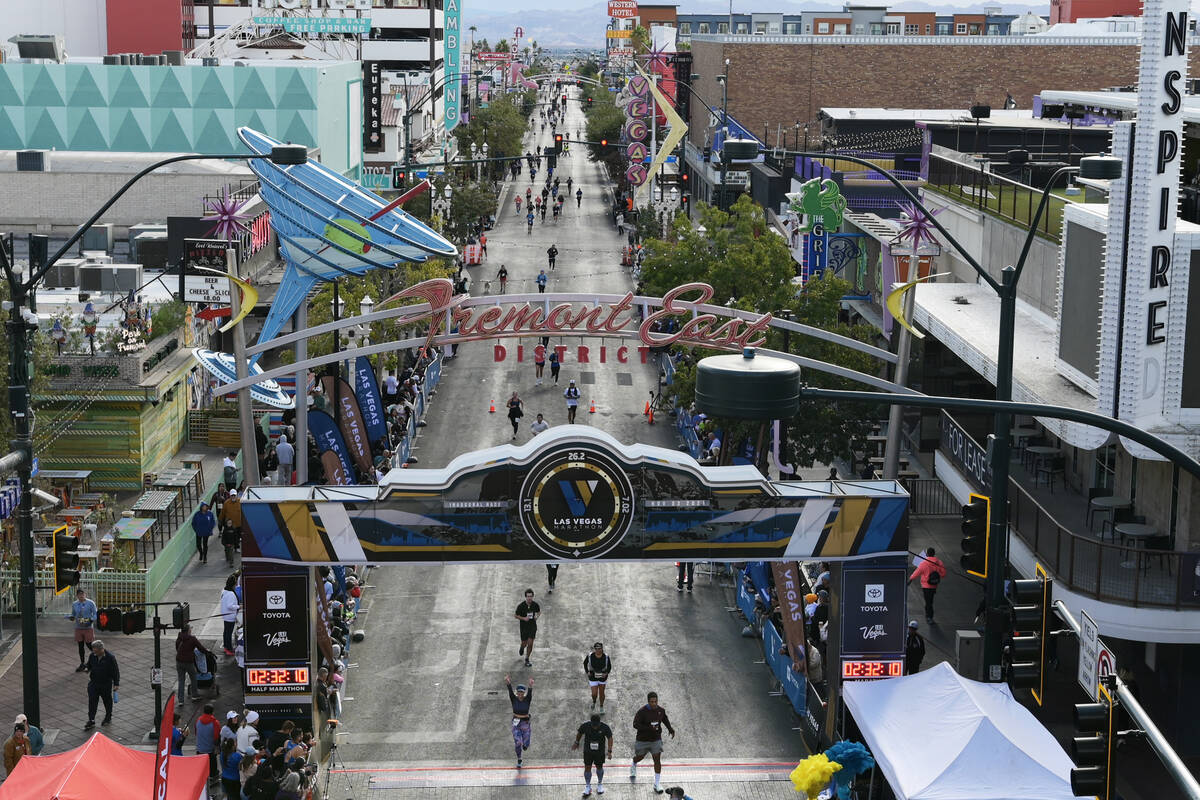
[1077,608,1118,701]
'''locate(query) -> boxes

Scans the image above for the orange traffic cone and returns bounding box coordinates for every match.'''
[589,399,597,414]
[643,400,650,416]
[488,400,496,413]
[648,406,655,425]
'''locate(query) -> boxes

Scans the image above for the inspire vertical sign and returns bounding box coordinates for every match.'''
[1123,0,1189,424]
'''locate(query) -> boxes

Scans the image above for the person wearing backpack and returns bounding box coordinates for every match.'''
[909,547,947,624]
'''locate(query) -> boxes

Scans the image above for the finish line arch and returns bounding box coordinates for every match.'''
[239,426,909,566]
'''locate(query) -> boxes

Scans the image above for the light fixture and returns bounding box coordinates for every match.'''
[270,144,308,165]
[443,185,453,200]
[359,295,375,317]
[1079,156,1122,180]
[669,187,679,203]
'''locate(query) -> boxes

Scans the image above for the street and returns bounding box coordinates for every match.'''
[330,89,809,798]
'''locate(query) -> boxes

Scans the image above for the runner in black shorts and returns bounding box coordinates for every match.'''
[584,642,612,713]
[515,589,540,667]
[572,712,613,797]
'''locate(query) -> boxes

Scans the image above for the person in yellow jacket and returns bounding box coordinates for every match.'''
[4,722,30,776]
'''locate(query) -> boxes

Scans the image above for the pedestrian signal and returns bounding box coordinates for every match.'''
[122,608,147,635]
[97,607,123,633]
[172,602,190,629]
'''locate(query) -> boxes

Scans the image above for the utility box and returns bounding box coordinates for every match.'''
[955,630,983,681]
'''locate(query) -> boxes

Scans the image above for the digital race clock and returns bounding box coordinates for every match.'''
[245,667,311,693]
[841,659,904,680]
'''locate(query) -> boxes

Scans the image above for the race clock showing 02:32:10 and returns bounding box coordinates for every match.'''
[841,659,904,680]
[245,666,310,690]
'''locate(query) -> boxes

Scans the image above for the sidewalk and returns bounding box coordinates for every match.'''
[906,515,1197,800]
[0,517,245,764]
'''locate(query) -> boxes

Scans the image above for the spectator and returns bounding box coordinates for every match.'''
[905,620,927,674]
[808,590,830,644]
[909,547,947,624]
[222,453,238,489]
[275,435,295,486]
[12,714,41,755]
[3,722,30,775]
[192,502,216,565]
[194,703,220,785]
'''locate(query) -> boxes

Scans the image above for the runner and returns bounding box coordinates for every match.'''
[576,188,583,207]
[506,391,523,439]
[527,210,535,233]
[630,692,676,793]
[515,196,522,213]
[515,588,540,667]
[567,176,574,193]
[504,675,535,768]
[536,269,548,293]
[530,414,550,436]
[584,642,612,712]
[497,264,509,294]
[572,711,614,797]
[547,244,558,270]
[549,350,561,384]
[564,379,581,424]
[534,345,546,384]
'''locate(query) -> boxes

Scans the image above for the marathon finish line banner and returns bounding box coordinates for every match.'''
[240,428,909,565]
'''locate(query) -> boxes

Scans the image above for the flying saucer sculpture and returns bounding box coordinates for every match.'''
[191,128,457,408]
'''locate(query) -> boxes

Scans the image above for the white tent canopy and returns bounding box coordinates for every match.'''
[842,661,1079,800]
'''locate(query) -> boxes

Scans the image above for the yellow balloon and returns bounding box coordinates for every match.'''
[789,754,843,799]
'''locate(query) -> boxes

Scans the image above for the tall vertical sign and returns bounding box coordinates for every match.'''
[1118,0,1188,427]
[444,0,462,133]
[363,61,383,153]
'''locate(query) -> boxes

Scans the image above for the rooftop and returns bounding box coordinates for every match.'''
[0,150,255,175]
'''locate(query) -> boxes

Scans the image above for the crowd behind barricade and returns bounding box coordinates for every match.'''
[734,561,834,717]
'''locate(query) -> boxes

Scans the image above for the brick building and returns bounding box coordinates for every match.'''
[685,34,1167,152]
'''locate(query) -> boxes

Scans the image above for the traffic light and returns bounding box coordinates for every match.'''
[553,133,564,154]
[172,602,190,629]
[97,606,123,633]
[547,153,558,169]
[122,607,147,635]
[53,527,80,595]
[561,94,567,104]
[586,96,594,108]
[599,138,608,147]
[960,493,989,577]
[680,172,689,186]
[391,166,407,189]
[1070,687,1116,800]
[680,194,690,214]
[1006,567,1051,704]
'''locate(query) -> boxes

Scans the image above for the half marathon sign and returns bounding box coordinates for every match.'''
[240,428,910,564]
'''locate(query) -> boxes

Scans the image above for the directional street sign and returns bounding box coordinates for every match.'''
[1076,609,1116,701]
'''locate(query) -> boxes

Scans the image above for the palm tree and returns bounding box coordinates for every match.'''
[469,24,478,53]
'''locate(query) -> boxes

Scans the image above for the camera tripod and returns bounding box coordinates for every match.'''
[321,735,356,800]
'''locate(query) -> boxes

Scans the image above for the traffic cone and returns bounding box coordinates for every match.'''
[643,400,650,416]
[648,406,655,425]
[488,400,496,413]
[589,399,597,414]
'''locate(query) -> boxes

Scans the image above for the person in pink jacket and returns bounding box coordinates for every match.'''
[909,548,947,624]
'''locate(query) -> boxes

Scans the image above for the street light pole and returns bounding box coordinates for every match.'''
[0,145,305,726]
[717,59,729,211]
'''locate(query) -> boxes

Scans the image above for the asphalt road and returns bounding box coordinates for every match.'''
[331,87,809,798]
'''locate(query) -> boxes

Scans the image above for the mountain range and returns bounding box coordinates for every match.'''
[465,0,1052,48]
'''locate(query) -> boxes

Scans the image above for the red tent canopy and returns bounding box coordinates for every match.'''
[0,732,209,800]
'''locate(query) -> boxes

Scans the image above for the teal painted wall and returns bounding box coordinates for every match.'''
[315,62,363,178]
[0,61,361,174]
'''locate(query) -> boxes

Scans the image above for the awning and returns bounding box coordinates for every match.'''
[912,282,1110,451]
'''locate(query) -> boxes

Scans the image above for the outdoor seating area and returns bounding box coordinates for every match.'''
[1003,422,1192,608]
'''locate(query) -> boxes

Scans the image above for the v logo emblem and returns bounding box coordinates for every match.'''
[559,479,599,516]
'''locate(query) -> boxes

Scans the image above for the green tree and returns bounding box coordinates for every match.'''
[640,195,883,468]
[584,89,625,186]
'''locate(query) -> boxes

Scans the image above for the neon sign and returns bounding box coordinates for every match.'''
[393,280,774,357]
[615,75,651,187]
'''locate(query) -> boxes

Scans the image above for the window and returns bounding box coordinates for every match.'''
[870,22,883,34]
[833,23,847,33]
[987,23,1001,34]
[905,23,919,34]
[817,21,830,33]
[680,22,691,34]
[925,23,932,33]
[784,22,798,33]
[885,22,900,34]
[717,22,728,33]
[937,23,951,34]
[969,23,982,33]
[805,24,811,32]
[736,23,748,33]
[755,23,766,33]
[698,22,709,33]
[854,24,864,33]
[768,23,779,32]
[955,22,967,33]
